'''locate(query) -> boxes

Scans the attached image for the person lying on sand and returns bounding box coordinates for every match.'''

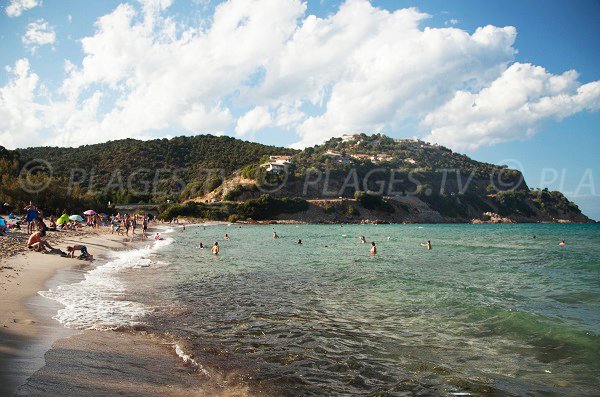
[27,230,54,252]
[67,245,93,260]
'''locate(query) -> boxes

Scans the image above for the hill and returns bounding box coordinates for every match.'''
[0,134,593,224]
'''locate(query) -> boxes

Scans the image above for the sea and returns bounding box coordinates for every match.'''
[40,223,600,396]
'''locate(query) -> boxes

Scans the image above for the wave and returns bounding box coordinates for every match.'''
[39,238,173,330]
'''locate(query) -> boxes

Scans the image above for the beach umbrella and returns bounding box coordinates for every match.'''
[83,210,96,215]
[69,215,84,222]
[57,214,70,224]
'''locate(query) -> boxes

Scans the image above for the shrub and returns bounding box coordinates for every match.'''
[228,214,240,223]
[347,206,360,216]
[354,191,395,213]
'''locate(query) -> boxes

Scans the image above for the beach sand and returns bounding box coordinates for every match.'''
[0,231,143,395]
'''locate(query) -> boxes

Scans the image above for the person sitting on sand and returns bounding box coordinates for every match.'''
[212,241,219,255]
[27,229,54,252]
[67,245,93,261]
[370,241,377,255]
[0,216,7,235]
[420,240,432,250]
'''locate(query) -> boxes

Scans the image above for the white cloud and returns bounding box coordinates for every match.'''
[22,19,56,52]
[423,63,600,150]
[5,0,40,17]
[444,18,459,26]
[0,0,599,151]
[0,59,43,148]
[235,106,272,136]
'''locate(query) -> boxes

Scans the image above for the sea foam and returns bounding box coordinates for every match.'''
[39,237,172,330]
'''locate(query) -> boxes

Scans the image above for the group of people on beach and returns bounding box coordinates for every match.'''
[109,213,149,240]
[25,221,93,260]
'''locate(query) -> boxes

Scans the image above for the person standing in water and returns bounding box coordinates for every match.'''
[224,233,230,240]
[559,239,566,247]
[420,240,432,250]
[212,241,219,255]
[297,239,302,245]
[360,236,366,244]
[273,231,279,239]
[370,241,377,255]
[199,242,204,249]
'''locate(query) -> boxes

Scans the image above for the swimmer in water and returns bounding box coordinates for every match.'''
[559,239,566,247]
[370,241,377,255]
[360,236,366,244]
[420,240,432,250]
[297,239,302,244]
[387,236,391,241]
[211,241,219,255]
[199,242,204,249]
[224,233,230,240]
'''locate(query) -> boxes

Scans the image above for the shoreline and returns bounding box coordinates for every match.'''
[0,230,146,395]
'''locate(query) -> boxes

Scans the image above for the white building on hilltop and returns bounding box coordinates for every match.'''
[341,133,360,142]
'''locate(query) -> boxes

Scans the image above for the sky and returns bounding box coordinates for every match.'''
[0,0,599,219]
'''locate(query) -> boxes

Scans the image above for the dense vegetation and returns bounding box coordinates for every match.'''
[157,195,309,221]
[16,135,297,203]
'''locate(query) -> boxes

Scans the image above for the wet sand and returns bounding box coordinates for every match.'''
[13,331,216,397]
[0,232,136,395]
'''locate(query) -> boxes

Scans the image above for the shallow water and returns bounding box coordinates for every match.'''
[43,224,600,396]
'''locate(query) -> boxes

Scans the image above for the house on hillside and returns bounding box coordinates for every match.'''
[261,155,292,173]
[325,150,350,165]
[405,158,417,164]
[269,155,292,162]
[341,133,360,142]
[373,154,393,163]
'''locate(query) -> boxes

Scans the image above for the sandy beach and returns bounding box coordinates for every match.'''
[0,229,146,395]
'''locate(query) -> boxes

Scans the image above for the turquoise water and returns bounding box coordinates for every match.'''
[134,224,599,396]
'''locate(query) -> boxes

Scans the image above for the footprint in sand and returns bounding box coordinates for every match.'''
[12,318,36,325]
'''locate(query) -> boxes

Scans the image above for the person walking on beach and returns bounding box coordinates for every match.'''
[370,241,377,255]
[212,241,219,255]
[420,240,432,250]
[24,202,38,234]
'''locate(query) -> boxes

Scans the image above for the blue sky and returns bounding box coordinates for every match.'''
[1,0,599,219]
